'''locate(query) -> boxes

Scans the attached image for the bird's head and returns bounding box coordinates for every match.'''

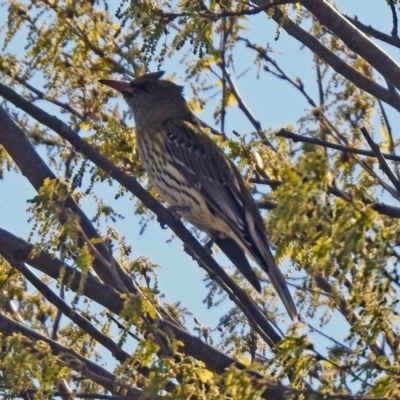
[99,71,191,126]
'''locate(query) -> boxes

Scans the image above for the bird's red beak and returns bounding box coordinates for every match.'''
[98,79,133,94]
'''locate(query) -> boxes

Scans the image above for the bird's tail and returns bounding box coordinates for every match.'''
[215,236,262,292]
[237,209,298,320]
[262,251,297,321]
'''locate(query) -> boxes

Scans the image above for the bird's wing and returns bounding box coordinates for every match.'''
[162,118,247,232]
[163,118,297,320]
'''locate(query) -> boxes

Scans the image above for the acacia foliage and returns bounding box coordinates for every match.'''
[0,0,400,398]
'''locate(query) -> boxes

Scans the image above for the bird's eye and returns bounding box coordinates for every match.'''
[146,83,156,91]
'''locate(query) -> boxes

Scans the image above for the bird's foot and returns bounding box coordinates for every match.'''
[204,238,215,256]
[157,205,191,229]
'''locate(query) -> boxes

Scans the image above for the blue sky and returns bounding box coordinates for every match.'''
[0,0,398,361]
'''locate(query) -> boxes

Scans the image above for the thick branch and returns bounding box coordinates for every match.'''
[0,227,290,399]
[1,229,384,400]
[0,311,142,397]
[301,0,400,90]
[250,0,400,113]
[0,105,135,294]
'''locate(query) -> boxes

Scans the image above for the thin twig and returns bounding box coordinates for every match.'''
[256,2,400,112]
[344,14,400,48]
[217,66,261,131]
[360,126,400,194]
[239,37,318,108]
[256,199,278,210]
[388,0,399,38]
[215,65,276,149]
[220,18,227,135]
[377,99,399,179]
[9,74,85,120]
[153,0,294,22]
[277,128,400,162]
[106,313,142,342]
[316,60,325,107]
[377,100,395,154]
[197,117,226,137]
[249,177,282,189]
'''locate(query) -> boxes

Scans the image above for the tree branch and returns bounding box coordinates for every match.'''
[388,0,398,38]
[0,227,291,400]
[250,0,400,113]
[344,15,400,49]
[239,37,318,108]
[360,126,400,194]
[301,0,400,91]
[0,311,143,397]
[216,64,276,149]
[152,0,294,22]
[276,128,400,162]
[0,104,136,295]
[4,257,131,363]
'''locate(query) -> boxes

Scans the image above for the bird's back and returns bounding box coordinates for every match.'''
[136,126,233,234]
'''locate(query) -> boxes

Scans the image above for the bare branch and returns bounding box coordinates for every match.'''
[216,64,276,149]
[250,0,400,112]
[220,18,228,135]
[301,0,400,91]
[388,0,399,38]
[10,73,85,120]
[344,15,400,49]
[360,126,400,194]
[239,37,318,108]
[276,128,400,162]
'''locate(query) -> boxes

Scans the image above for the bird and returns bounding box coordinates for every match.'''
[99,71,297,320]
